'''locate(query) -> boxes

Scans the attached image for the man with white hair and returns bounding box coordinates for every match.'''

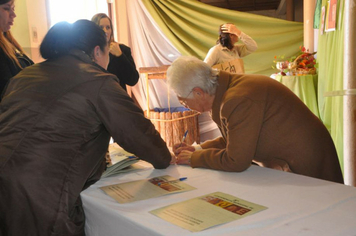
[167,56,343,184]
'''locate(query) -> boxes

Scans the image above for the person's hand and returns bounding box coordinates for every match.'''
[172,142,195,156]
[221,24,241,37]
[170,151,177,164]
[109,42,122,57]
[176,150,193,165]
[105,151,111,165]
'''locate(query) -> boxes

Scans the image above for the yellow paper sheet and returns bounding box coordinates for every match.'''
[100,175,196,203]
[150,192,267,232]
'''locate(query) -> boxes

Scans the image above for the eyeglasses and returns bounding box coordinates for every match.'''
[177,90,193,107]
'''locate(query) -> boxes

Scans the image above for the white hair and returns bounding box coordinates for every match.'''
[167,56,219,98]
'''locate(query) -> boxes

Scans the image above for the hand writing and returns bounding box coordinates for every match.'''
[173,142,195,156]
[176,150,193,165]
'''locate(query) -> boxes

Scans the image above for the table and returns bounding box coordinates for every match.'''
[273,74,320,118]
[81,162,356,236]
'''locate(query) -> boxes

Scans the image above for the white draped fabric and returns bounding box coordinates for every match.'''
[126,0,181,110]
[122,0,221,141]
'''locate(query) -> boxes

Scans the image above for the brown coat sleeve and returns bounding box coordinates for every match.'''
[192,96,263,172]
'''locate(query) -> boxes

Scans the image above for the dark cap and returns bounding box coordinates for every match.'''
[0,0,11,4]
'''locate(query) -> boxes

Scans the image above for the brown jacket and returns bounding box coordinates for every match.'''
[191,71,343,184]
[0,50,171,236]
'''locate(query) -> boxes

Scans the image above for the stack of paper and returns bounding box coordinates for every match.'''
[101,143,139,178]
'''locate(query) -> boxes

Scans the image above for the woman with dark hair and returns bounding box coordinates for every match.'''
[204,23,257,68]
[91,13,139,92]
[0,20,171,236]
[0,0,33,101]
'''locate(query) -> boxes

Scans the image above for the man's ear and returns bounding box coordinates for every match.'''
[92,45,101,61]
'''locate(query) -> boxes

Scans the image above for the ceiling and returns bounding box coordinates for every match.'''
[198,0,283,12]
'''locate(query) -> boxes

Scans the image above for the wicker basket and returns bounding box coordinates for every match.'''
[288,52,317,75]
[145,109,200,147]
[140,66,200,147]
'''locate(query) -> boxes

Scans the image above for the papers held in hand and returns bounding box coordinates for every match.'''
[101,143,139,178]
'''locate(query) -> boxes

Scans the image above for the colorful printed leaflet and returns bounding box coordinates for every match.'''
[150,192,268,232]
[100,175,196,203]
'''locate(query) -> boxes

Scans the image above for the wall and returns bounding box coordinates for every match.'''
[247,0,304,22]
[12,0,48,63]
[11,0,30,50]
[294,0,304,22]
[246,9,286,19]
[112,0,129,45]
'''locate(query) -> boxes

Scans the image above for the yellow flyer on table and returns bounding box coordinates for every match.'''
[100,175,196,204]
[150,192,268,232]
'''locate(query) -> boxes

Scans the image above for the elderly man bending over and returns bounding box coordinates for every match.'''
[167,56,343,184]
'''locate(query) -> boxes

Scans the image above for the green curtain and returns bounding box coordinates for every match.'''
[142,0,303,76]
[317,0,345,173]
[314,0,322,29]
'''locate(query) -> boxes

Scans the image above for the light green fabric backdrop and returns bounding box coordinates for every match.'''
[317,0,344,172]
[142,0,303,76]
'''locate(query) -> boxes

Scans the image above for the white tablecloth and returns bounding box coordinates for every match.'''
[81,163,356,236]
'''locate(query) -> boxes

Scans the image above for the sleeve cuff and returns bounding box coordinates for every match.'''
[193,145,202,151]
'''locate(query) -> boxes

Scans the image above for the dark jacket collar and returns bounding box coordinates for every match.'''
[68,49,108,73]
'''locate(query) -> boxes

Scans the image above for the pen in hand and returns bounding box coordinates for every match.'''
[180,130,189,147]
